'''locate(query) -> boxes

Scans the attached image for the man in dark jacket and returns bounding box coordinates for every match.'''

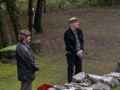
[16,30,39,90]
[64,17,84,83]
[116,61,120,73]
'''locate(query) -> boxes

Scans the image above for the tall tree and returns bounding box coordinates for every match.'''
[28,0,34,39]
[0,6,12,47]
[112,0,114,6]
[34,0,44,33]
[44,0,46,13]
[5,0,22,42]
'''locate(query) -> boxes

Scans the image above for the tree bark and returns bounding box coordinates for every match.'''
[112,0,114,6]
[44,0,46,13]
[0,6,12,47]
[34,0,44,33]
[5,0,22,42]
[28,0,34,39]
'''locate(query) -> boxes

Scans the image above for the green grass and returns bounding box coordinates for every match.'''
[0,6,120,90]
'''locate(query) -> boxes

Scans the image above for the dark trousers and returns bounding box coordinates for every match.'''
[66,53,82,83]
[21,82,32,90]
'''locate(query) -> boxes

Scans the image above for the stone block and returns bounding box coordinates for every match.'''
[105,72,120,79]
[64,83,77,89]
[102,76,120,88]
[72,72,86,83]
[78,81,92,87]
[82,87,93,90]
[88,74,103,83]
[64,82,83,89]
[30,39,41,54]
[54,85,66,90]
[48,87,56,90]
[92,83,110,90]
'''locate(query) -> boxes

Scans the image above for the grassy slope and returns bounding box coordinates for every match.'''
[0,6,120,90]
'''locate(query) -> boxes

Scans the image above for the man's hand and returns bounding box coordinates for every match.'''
[77,50,83,58]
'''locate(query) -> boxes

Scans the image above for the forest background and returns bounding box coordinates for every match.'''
[0,0,120,90]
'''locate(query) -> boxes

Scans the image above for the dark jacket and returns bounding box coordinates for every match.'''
[16,42,39,83]
[116,67,120,73]
[64,28,84,55]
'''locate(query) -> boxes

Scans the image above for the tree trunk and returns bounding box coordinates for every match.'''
[112,0,114,6]
[44,0,46,13]
[34,0,44,33]
[28,0,34,39]
[5,0,22,42]
[0,6,12,47]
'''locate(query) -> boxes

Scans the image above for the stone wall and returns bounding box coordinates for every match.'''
[0,50,16,64]
[48,72,120,90]
[0,39,41,64]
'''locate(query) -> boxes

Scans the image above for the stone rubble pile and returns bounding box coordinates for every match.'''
[48,72,120,90]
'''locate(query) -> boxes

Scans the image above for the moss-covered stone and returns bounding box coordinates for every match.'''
[0,45,17,52]
[0,44,17,63]
[0,41,41,64]
[30,39,41,54]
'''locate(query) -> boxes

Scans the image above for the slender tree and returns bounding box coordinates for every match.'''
[28,0,34,39]
[34,0,44,33]
[5,0,22,42]
[112,0,114,6]
[0,6,12,47]
[44,0,46,13]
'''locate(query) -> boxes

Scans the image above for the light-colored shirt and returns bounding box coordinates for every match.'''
[72,29,80,51]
